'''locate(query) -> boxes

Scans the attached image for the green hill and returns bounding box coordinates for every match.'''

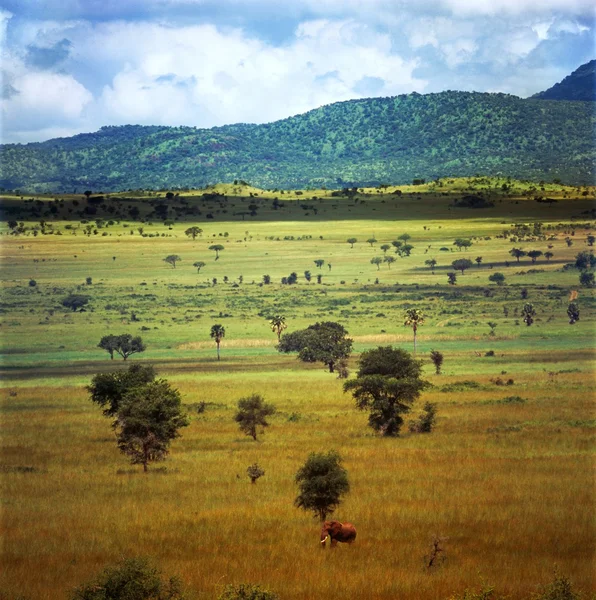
[1,90,594,192]
[532,60,596,101]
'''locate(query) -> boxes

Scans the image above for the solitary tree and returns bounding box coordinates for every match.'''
[193,261,206,273]
[384,255,396,269]
[488,272,506,286]
[371,256,383,270]
[398,233,412,243]
[304,270,312,282]
[527,250,543,264]
[234,394,276,440]
[294,450,350,522]
[269,315,287,341]
[587,235,595,247]
[381,244,391,254]
[209,244,225,260]
[425,258,437,273]
[210,324,225,360]
[61,294,90,311]
[366,238,377,247]
[347,238,357,248]
[429,349,444,375]
[475,256,483,267]
[247,463,265,484]
[544,251,554,262]
[344,346,428,437]
[314,259,325,269]
[579,271,595,287]
[575,251,596,270]
[567,302,580,324]
[99,334,145,361]
[87,364,156,417]
[163,255,181,268]
[522,303,536,326]
[404,308,425,354]
[452,258,474,274]
[453,238,472,251]
[115,379,189,472]
[185,226,203,240]
[509,248,526,263]
[278,321,352,373]
[447,272,457,285]
[409,402,438,434]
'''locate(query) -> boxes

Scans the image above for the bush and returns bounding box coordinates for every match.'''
[218,583,279,600]
[409,402,437,433]
[533,572,582,600]
[70,557,186,600]
[28,279,37,287]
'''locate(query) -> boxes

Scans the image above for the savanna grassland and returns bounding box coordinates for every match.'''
[1,178,595,600]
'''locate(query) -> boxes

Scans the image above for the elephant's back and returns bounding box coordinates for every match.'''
[343,522,357,540]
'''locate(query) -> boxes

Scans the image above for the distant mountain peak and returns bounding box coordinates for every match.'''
[532,60,596,101]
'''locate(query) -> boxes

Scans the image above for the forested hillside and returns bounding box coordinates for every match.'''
[1,91,594,192]
[532,60,596,101]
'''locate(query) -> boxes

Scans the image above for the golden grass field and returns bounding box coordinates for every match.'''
[1,179,595,599]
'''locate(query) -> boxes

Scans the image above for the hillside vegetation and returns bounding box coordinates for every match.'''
[532,59,596,102]
[1,91,594,193]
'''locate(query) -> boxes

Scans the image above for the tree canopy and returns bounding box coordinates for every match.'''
[278,321,352,373]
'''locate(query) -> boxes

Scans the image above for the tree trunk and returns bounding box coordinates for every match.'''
[216,342,220,361]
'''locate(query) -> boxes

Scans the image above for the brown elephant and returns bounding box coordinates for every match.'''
[320,521,356,548]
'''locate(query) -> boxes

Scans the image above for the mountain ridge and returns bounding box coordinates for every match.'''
[532,60,596,101]
[1,88,594,192]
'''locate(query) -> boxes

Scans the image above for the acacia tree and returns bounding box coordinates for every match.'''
[447,272,457,285]
[278,321,352,373]
[453,238,472,251]
[314,259,325,269]
[209,244,224,260]
[475,256,483,267]
[384,255,396,269]
[544,251,554,262]
[61,294,90,311]
[193,261,206,273]
[452,258,474,274]
[269,315,287,341]
[87,364,156,417]
[99,334,146,360]
[347,238,357,248]
[344,346,428,437]
[185,226,203,240]
[294,450,350,522]
[425,258,437,273]
[488,272,506,286]
[371,256,383,270]
[116,379,189,472]
[509,248,526,263]
[210,324,225,360]
[528,250,543,263]
[404,308,425,354]
[234,394,276,440]
[164,255,181,268]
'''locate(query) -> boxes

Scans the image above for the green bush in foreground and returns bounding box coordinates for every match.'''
[70,557,186,600]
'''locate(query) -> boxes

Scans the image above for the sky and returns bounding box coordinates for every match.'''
[0,0,594,144]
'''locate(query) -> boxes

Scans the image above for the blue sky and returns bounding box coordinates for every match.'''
[0,0,594,144]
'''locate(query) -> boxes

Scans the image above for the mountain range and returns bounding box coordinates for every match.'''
[1,62,594,193]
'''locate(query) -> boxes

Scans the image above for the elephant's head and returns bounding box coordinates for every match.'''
[320,521,342,546]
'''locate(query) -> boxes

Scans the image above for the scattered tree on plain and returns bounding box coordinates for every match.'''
[234,394,276,441]
[509,248,526,263]
[61,294,90,311]
[522,303,536,326]
[544,251,554,262]
[409,402,438,433]
[381,244,391,254]
[567,302,580,324]
[294,450,350,522]
[185,226,202,240]
[314,259,325,269]
[453,238,472,251]
[344,346,428,436]
[371,256,383,270]
[425,258,437,273]
[430,349,444,375]
[366,237,377,247]
[347,238,357,248]
[528,250,543,263]
[163,255,181,268]
[247,463,265,484]
[278,321,352,373]
[88,364,156,417]
[209,244,225,260]
[452,258,474,274]
[98,334,146,361]
[579,271,594,287]
[116,379,189,472]
[193,261,206,273]
[488,272,506,286]
[475,256,482,267]
[210,324,225,360]
[404,308,425,354]
[384,255,396,268]
[269,315,287,341]
[447,272,457,285]
[575,251,596,270]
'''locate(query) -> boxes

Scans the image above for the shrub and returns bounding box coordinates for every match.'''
[409,402,437,433]
[218,583,279,600]
[28,279,37,287]
[533,572,582,600]
[70,557,186,600]
[247,463,265,484]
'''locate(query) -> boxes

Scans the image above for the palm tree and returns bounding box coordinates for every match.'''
[210,324,225,360]
[404,308,425,355]
[269,315,287,342]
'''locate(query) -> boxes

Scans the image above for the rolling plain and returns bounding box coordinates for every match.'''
[1,177,595,599]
